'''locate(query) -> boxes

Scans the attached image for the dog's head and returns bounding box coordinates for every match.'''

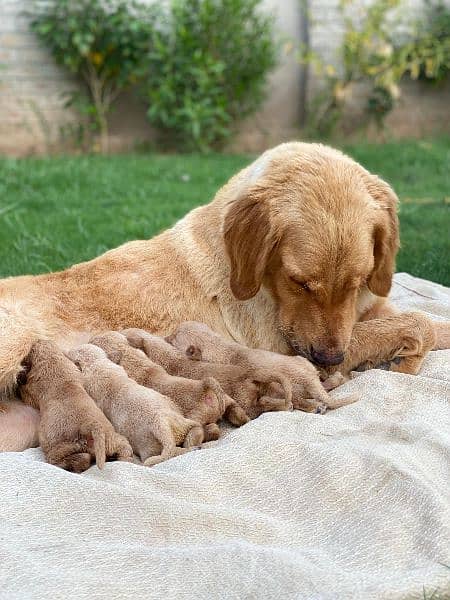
[223,143,399,366]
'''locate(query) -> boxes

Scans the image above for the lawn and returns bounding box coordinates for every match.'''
[0,138,449,285]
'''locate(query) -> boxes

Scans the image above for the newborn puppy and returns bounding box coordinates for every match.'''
[90,332,249,440]
[121,328,293,419]
[68,344,203,466]
[0,400,40,452]
[19,340,132,472]
[166,321,357,412]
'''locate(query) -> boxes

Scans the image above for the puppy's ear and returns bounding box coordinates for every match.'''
[223,191,279,301]
[123,330,144,350]
[365,175,399,297]
[186,345,202,361]
[107,349,122,364]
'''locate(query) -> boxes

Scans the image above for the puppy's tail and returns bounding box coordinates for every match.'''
[91,429,106,469]
[433,321,450,350]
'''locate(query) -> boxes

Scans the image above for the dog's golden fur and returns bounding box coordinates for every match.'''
[19,340,133,471]
[0,142,447,449]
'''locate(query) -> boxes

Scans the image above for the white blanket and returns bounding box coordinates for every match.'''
[1,273,449,600]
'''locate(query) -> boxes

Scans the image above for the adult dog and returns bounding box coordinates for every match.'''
[0,142,447,448]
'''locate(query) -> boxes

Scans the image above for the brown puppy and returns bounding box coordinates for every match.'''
[166,321,356,411]
[68,344,203,466]
[121,328,295,419]
[19,340,132,472]
[0,400,40,452]
[90,332,249,440]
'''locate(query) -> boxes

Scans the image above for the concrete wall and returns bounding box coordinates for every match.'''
[0,0,449,156]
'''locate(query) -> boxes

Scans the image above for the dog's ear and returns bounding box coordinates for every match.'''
[365,175,400,297]
[223,191,279,301]
[186,345,202,360]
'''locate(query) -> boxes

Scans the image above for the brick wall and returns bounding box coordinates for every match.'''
[0,0,448,156]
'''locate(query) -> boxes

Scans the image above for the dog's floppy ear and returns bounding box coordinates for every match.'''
[223,191,279,301]
[365,175,400,297]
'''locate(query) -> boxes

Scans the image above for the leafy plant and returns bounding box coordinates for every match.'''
[144,0,277,152]
[30,0,157,152]
[299,0,450,135]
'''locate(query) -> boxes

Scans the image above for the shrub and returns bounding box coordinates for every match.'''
[300,0,450,135]
[144,0,277,152]
[30,0,156,152]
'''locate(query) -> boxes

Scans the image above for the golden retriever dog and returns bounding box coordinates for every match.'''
[0,142,446,449]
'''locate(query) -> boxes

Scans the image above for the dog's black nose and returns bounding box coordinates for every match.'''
[311,349,344,366]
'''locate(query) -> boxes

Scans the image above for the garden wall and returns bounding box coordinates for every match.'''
[0,0,449,156]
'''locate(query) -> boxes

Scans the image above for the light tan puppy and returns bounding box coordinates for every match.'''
[90,332,249,440]
[20,340,132,472]
[166,321,356,410]
[0,400,40,452]
[68,344,203,466]
[121,328,295,418]
[1,142,447,448]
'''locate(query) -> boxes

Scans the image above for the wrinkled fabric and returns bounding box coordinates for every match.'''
[1,273,449,600]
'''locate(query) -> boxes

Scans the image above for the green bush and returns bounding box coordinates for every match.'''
[144,0,277,152]
[300,0,450,135]
[30,0,157,152]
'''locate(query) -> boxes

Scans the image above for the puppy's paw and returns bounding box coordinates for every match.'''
[322,372,347,391]
[60,452,92,473]
[106,433,133,463]
[314,404,328,415]
[183,424,204,448]
[203,423,221,442]
[226,404,250,426]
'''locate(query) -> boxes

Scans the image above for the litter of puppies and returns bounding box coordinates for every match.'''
[15,322,355,472]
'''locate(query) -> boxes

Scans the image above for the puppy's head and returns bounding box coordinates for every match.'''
[223,143,399,367]
[166,322,218,361]
[90,332,127,363]
[67,344,106,370]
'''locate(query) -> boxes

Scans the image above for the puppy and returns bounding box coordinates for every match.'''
[90,332,249,441]
[0,400,40,452]
[19,340,132,472]
[68,344,203,466]
[121,328,294,419]
[166,321,357,411]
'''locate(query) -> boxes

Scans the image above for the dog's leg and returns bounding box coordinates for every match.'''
[183,424,204,448]
[328,311,436,377]
[144,447,191,466]
[203,423,221,441]
[104,432,133,463]
[224,401,250,426]
[45,441,93,473]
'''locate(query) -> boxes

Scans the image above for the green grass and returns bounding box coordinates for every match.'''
[0,138,449,285]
